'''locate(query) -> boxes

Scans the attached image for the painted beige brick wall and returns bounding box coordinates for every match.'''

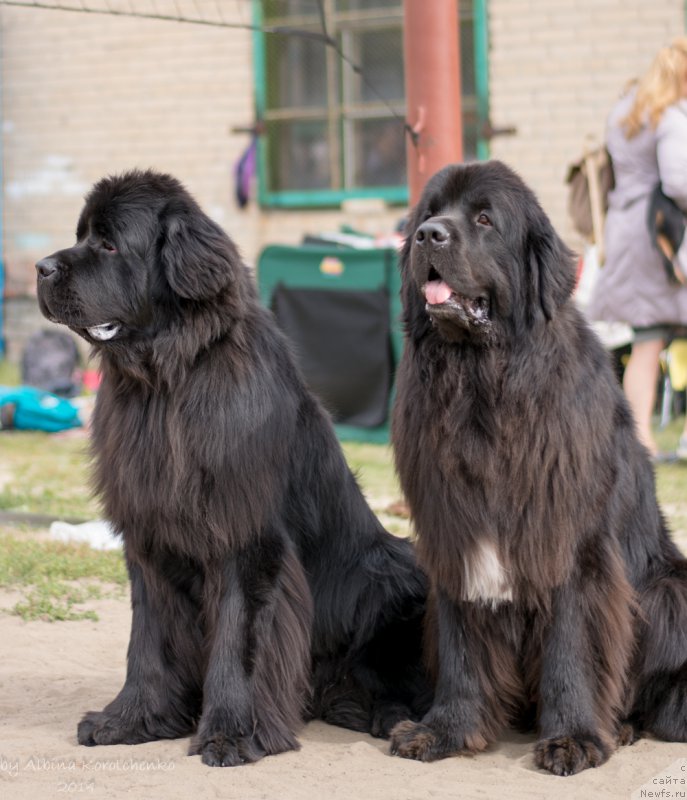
[1,3,260,294]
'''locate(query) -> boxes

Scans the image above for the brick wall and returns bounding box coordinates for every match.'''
[1,2,260,294]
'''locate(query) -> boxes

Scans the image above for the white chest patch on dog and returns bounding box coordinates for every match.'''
[462,540,513,607]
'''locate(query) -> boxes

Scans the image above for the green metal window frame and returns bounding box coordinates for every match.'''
[252,0,489,208]
[474,0,489,162]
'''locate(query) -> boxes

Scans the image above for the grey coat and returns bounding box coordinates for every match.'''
[587,89,687,328]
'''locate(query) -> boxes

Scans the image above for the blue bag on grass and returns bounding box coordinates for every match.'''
[0,386,82,432]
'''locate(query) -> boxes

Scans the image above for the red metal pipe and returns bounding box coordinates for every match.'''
[403,0,463,206]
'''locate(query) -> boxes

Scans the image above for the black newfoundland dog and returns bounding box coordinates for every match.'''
[390,160,687,775]
[35,169,429,767]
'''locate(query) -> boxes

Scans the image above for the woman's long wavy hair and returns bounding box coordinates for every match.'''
[622,36,687,138]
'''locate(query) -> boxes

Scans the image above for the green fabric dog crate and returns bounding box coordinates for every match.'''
[257,244,403,443]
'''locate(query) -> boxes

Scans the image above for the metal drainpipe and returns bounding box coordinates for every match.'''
[403,0,464,206]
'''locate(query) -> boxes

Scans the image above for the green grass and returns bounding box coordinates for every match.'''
[0,534,128,621]
[0,356,126,619]
[0,534,126,585]
[14,583,103,622]
[0,358,19,384]
[655,416,687,548]
[0,432,100,519]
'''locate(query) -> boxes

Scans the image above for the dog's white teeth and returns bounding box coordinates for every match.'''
[87,323,120,341]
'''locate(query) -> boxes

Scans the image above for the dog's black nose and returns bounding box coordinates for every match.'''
[415,221,450,247]
[36,257,59,279]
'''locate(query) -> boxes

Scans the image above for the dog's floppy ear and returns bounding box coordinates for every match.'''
[159,199,240,300]
[526,208,577,321]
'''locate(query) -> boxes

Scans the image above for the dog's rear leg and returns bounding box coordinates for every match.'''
[309,533,430,738]
[631,559,687,742]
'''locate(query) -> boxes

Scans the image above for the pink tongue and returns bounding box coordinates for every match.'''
[423,280,453,305]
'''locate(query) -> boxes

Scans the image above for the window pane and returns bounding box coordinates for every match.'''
[348,117,406,188]
[343,27,404,104]
[266,120,332,191]
[336,0,401,10]
[264,0,322,20]
[265,30,328,109]
[257,0,484,200]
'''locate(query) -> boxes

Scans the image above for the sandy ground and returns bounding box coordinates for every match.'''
[0,592,685,800]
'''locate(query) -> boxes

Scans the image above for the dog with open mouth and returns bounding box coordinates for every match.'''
[390,160,687,775]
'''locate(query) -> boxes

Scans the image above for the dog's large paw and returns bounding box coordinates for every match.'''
[389,719,487,762]
[77,710,151,746]
[534,734,610,776]
[78,707,192,746]
[189,732,267,767]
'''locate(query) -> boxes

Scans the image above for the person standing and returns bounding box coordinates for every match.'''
[588,37,687,461]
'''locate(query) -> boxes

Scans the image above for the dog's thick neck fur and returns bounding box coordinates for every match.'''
[98,269,259,391]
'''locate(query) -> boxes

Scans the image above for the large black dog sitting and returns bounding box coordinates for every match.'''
[36,169,430,767]
[390,160,687,775]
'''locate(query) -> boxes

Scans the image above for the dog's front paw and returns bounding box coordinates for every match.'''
[534,734,610,776]
[189,732,267,767]
[389,719,487,762]
[77,710,149,746]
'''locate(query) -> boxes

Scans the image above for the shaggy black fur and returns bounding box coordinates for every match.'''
[390,160,687,775]
[35,169,430,767]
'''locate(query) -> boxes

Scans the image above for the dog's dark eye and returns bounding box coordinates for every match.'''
[102,240,117,253]
[477,212,492,227]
